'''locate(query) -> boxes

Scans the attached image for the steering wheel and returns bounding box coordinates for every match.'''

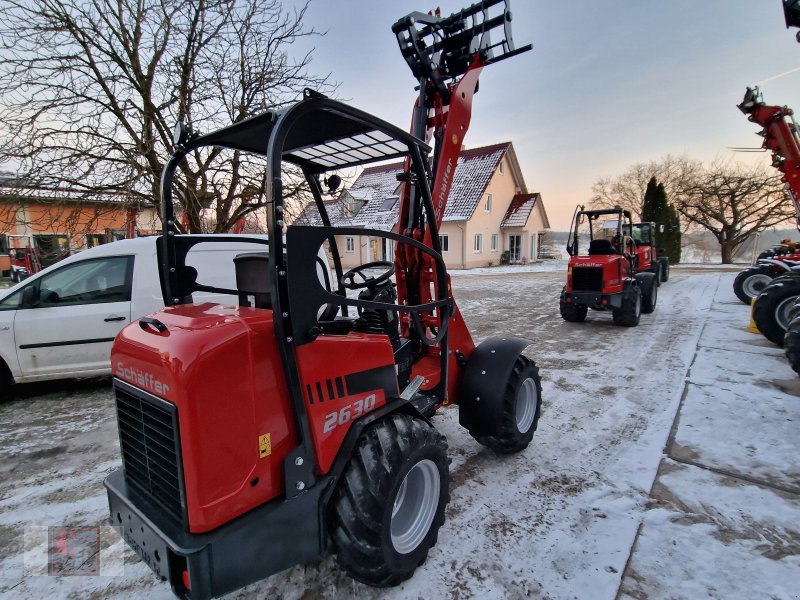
[340,261,394,290]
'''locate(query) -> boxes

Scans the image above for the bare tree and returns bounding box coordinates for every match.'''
[0,0,332,233]
[591,155,700,219]
[673,161,793,263]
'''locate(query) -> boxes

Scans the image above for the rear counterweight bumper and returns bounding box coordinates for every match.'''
[562,291,623,310]
[104,469,331,600]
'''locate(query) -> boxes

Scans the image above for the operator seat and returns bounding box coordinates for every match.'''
[176,265,198,303]
[234,252,271,309]
[588,239,614,255]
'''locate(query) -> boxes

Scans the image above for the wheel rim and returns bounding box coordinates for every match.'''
[515,377,537,433]
[775,296,798,331]
[391,459,440,554]
[743,273,773,298]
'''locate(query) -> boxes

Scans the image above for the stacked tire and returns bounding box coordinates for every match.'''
[752,273,800,347]
[784,297,800,376]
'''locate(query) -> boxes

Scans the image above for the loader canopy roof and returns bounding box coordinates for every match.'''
[183,91,429,173]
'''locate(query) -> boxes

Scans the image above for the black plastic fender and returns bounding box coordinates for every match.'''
[458,337,533,436]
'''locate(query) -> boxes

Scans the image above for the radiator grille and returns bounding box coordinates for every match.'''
[115,384,185,521]
[572,267,604,292]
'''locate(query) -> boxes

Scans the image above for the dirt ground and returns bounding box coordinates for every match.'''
[0,266,797,599]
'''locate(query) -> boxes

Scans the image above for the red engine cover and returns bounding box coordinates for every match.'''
[112,303,298,534]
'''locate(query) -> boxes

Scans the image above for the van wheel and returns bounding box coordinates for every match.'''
[329,413,449,587]
[0,361,12,403]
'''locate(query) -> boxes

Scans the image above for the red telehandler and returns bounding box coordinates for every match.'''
[104,2,542,598]
[737,86,800,371]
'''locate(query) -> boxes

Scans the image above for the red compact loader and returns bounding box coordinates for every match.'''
[628,221,669,283]
[560,206,658,326]
[104,2,541,598]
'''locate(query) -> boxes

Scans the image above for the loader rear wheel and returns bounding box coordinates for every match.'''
[470,356,542,454]
[733,266,775,305]
[613,284,641,326]
[637,272,657,314]
[658,257,669,282]
[752,276,800,346]
[785,301,800,376]
[560,288,587,322]
[329,413,449,587]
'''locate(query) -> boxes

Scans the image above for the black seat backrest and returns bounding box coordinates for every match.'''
[234,252,271,309]
[588,239,614,255]
[176,265,198,303]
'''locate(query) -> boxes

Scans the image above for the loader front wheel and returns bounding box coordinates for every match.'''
[470,355,542,454]
[329,413,449,587]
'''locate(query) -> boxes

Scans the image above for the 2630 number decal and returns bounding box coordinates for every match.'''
[323,394,377,433]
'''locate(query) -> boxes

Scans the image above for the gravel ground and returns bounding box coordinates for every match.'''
[0,265,797,599]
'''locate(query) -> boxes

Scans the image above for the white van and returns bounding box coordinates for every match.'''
[0,235,273,399]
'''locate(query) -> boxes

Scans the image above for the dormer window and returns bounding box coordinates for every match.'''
[379,195,399,211]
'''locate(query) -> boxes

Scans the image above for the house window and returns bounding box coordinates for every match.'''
[379,195,399,211]
[484,194,492,213]
[499,161,504,175]
[474,233,483,253]
[440,234,449,252]
[86,234,106,248]
[491,233,498,252]
[345,236,355,253]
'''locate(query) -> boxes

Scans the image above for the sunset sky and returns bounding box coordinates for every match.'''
[296,0,800,229]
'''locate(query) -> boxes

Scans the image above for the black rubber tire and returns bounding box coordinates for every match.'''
[329,413,449,587]
[785,300,800,376]
[658,257,669,282]
[636,272,658,314]
[470,355,542,454]
[733,266,776,305]
[559,287,587,322]
[650,262,661,287]
[0,361,11,403]
[613,283,641,326]
[752,276,800,347]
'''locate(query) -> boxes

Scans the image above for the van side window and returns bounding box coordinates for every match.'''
[0,290,21,310]
[37,256,133,307]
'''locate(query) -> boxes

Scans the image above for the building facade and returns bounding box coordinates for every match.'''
[0,181,159,273]
[297,141,550,269]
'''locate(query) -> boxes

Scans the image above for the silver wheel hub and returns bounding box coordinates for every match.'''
[775,295,798,331]
[515,377,537,433]
[391,459,440,554]
[743,274,773,298]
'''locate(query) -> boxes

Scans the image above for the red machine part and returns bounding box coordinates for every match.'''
[112,303,299,534]
[739,88,800,227]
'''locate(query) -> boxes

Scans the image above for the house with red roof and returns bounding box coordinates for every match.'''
[297,141,550,269]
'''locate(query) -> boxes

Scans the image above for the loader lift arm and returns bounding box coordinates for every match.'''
[738,86,800,229]
[390,0,531,391]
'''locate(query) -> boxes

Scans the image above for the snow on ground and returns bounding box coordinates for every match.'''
[0,268,797,599]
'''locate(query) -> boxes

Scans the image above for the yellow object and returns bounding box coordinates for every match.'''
[258,433,272,458]
[748,299,760,334]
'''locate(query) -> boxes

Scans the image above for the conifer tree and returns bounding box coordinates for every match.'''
[642,177,682,263]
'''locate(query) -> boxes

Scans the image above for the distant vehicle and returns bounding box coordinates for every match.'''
[0,235,273,400]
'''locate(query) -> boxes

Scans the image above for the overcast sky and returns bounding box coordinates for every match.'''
[294,0,800,230]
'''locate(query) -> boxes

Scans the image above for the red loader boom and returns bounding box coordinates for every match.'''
[738,86,800,229]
